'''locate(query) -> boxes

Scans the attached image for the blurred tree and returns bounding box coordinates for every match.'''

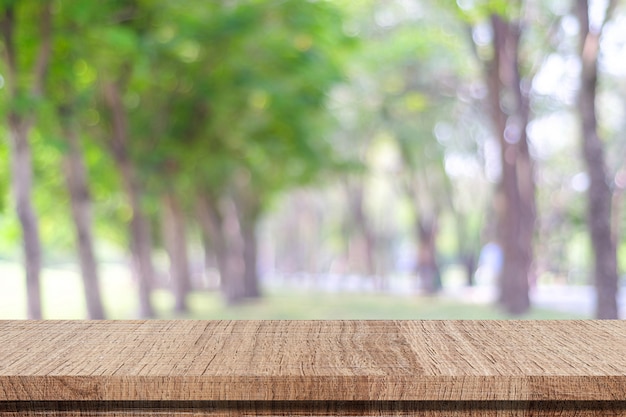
[488,11,535,315]
[336,0,486,293]
[101,84,156,318]
[8,0,623,320]
[329,0,380,282]
[0,1,53,318]
[58,109,106,319]
[47,2,107,319]
[161,192,191,313]
[459,0,538,315]
[133,1,261,305]
[120,0,352,305]
[93,1,159,318]
[224,0,350,301]
[344,176,377,278]
[575,0,619,319]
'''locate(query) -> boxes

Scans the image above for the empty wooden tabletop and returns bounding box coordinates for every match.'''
[0,320,625,402]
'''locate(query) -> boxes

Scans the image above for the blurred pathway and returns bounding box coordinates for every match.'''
[530,284,626,318]
[435,284,626,318]
[268,273,626,318]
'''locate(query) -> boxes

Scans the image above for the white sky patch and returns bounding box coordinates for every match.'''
[601,15,626,76]
[589,0,610,31]
[483,139,501,183]
[570,171,590,192]
[444,153,482,179]
[397,0,422,19]
[598,90,625,131]
[472,23,493,47]
[367,132,401,173]
[434,122,454,146]
[527,112,578,160]
[375,9,395,27]
[532,54,580,105]
[561,14,579,37]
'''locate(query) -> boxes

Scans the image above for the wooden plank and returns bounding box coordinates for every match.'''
[0,320,625,402]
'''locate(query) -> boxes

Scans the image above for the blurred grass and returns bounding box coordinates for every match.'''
[0,261,584,320]
[180,291,583,320]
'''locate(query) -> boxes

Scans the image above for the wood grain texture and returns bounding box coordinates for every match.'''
[1,320,625,402]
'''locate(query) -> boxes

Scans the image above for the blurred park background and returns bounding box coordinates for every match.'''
[0,0,625,320]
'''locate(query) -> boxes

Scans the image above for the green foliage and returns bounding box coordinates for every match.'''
[1,0,354,254]
[111,0,356,218]
[454,0,521,23]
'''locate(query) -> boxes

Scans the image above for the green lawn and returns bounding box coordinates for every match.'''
[0,261,583,320]
[179,291,583,320]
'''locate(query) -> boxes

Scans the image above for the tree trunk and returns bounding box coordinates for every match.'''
[613,175,623,253]
[129,181,156,318]
[126,178,156,318]
[219,197,248,303]
[197,212,219,290]
[485,15,535,315]
[239,215,261,298]
[576,0,619,319]
[451,210,479,287]
[345,182,377,277]
[230,174,263,299]
[196,193,246,304]
[196,195,227,292]
[60,115,105,319]
[416,216,441,294]
[162,192,191,314]
[400,176,442,295]
[8,116,42,319]
[103,81,155,318]
[462,251,476,287]
[279,192,320,275]
[2,3,52,319]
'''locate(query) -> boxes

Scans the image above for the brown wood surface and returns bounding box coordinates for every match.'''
[1,320,625,403]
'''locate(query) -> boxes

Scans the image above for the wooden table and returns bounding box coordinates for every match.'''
[0,320,625,416]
